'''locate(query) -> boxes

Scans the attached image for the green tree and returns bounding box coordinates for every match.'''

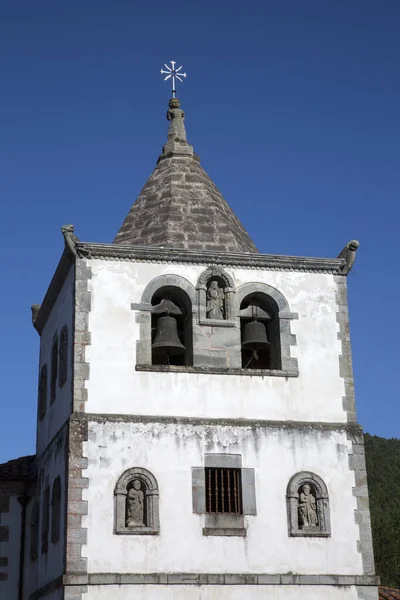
[364,433,400,587]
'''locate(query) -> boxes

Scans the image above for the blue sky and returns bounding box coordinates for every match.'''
[0,1,399,463]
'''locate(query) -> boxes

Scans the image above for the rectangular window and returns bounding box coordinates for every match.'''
[50,334,58,405]
[205,467,242,515]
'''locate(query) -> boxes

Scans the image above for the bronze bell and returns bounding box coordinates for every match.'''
[241,319,270,351]
[152,315,186,356]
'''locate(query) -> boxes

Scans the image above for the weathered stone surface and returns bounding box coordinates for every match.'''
[114,124,258,252]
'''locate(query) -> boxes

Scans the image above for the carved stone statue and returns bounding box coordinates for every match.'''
[166,98,187,142]
[206,280,225,320]
[298,484,318,528]
[161,98,193,157]
[61,224,90,259]
[337,240,359,274]
[126,480,144,527]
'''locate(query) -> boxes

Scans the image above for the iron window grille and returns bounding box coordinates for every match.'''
[205,467,243,515]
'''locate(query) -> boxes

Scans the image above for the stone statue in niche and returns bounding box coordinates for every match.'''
[126,480,144,527]
[206,280,225,320]
[298,484,318,528]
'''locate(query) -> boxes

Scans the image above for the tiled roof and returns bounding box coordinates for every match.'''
[114,98,258,254]
[379,588,400,600]
[0,455,36,482]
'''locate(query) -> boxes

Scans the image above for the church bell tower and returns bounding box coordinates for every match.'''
[0,67,379,600]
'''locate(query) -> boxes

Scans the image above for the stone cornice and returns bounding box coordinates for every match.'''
[76,242,346,274]
[61,572,379,587]
[71,412,363,434]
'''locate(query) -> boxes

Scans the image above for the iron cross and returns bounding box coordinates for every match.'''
[160,61,187,98]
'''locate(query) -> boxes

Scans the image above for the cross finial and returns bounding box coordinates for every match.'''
[160,60,187,98]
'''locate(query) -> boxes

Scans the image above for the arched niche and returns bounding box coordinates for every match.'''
[286,471,331,537]
[135,274,196,366]
[151,286,193,366]
[236,283,298,374]
[114,467,159,535]
[141,274,197,307]
[196,267,235,325]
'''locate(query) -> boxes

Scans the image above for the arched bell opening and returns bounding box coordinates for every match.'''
[151,286,193,366]
[239,293,281,370]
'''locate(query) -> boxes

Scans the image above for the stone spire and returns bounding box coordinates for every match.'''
[113,99,258,253]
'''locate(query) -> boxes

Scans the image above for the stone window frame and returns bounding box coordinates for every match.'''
[236,283,299,375]
[196,266,235,326]
[192,454,256,537]
[114,467,160,536]
[287,471,331,537]
[132,274,197,367]
[50,332,58,405]
[58,325,68,388]
[51,477,61,544]
[38,364,48,421]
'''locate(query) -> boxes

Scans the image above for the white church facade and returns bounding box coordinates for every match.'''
[0,95,378,600]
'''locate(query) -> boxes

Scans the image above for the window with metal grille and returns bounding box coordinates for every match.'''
[205,467,243,515]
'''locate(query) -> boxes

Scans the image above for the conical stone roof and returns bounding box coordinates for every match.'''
[113,98,258,253]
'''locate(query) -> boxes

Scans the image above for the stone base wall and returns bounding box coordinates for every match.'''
[78,583,378,600]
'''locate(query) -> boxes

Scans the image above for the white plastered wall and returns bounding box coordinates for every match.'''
[82,421,362,575]
[85,260,345,423]
[37,266,75,456]
[36,425,68,592]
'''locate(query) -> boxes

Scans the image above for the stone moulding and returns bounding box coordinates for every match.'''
[59,573,379,586]
[71,412,363,433]
[135,364,299,377]
[75,241,345,273]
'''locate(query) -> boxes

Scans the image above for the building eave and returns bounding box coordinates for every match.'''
[76,241,346,274]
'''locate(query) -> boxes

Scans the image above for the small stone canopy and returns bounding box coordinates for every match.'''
[113,98,258,253]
